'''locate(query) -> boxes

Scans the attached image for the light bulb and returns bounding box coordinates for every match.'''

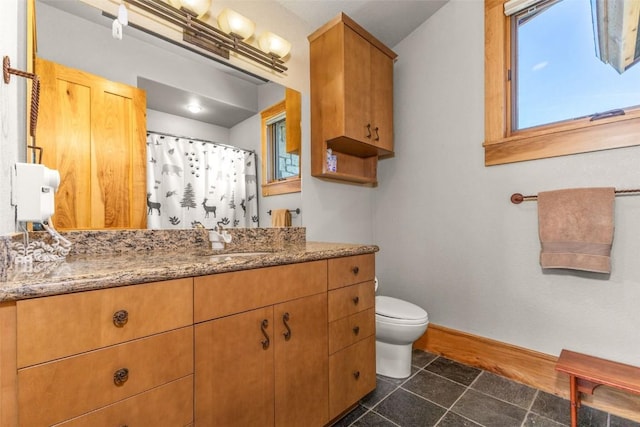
[258,32,291,58]
[187,104,202,113]
[217,8,255,40]
[179,0,211,18]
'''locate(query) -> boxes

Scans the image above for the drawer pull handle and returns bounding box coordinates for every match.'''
[282,312,292,341]
[353,370,360,380]
[365,124,372,139]
[261,319,270,350]
[113,368,129,386]
[353,326,360,335]
[352,266,360,275]
[374,127,380,141]
[352,296,360,305]
[113,310,129,327]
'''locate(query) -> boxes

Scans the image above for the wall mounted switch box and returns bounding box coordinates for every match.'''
[12,163,61,223]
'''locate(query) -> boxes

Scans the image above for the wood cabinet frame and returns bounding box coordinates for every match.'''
[483,0,640,166]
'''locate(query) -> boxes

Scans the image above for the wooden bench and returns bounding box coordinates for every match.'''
[555,349,640,427]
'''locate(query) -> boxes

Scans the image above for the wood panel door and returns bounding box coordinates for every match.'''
[370,45,394,154]
[342,26,372,145]
[36,57,146,230]
[195,307,275,427]
[274,293,328,427]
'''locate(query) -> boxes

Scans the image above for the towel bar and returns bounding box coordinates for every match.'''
[511,188,640,204]
[267,208,300,215]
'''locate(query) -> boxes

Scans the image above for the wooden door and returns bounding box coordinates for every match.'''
[343,26,372,144]
[370,45,394,154]
[194,307,275,427]
[274,293,328,427]
[36,58,146,230]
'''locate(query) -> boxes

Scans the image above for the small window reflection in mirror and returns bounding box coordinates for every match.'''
[260,89,301,197]
[513,0,640,130]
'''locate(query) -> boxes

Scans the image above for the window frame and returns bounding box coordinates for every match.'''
[260,100,301,197]
[483,0,640,166]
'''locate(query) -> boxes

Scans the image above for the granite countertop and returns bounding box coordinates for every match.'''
[0,241,378,302]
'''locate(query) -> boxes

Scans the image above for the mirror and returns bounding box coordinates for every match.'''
[33,0,302,229]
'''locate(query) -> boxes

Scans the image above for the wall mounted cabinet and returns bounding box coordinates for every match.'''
[309,13,397,185]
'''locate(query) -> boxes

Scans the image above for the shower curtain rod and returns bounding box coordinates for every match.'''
[510,188,640,204]
[147,130,256,154]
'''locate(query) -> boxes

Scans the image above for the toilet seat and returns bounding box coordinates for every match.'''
[375,296,428,325]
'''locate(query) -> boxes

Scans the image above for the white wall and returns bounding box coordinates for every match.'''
[374,0,640,365]
[0,0,20,234]
[147,110,230,145]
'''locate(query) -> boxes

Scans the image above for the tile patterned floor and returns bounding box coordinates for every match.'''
[333,350,640,427]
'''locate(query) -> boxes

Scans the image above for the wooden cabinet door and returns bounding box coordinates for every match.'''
[343,26,372,144]
[195,307,275,427]
[370,45,394,154]
[274,293,328,427]
[36,57,146,230]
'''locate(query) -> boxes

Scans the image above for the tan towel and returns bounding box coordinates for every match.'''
[271,209,292,227]
[538,187,615,273]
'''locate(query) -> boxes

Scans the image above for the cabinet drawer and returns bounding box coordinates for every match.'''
[329,335,376,420]
[18,326,193,427]
[329,308,375,354]
[328,254,375,290]
[54,375,193,427]
[328,281,375,322]
[17,278,193,368]
[194,260,327,322]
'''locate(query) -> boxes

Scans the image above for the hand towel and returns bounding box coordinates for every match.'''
[271,209,292,227]
[538,187,615,273]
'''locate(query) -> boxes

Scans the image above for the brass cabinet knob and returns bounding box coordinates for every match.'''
[113,310,129,327]
[113,368,129,386]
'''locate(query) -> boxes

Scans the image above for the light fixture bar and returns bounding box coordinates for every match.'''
[124,0,287,73]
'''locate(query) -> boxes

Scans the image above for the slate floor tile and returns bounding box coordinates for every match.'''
[611,415,640,427]
[362,379,398,409]
[425,357,481,386]
[471,371,538,408]
[436,412,483,427]
[412,349,438,369]
[402,369,467,408]
[332,404,368,427]
[374,388,446,427]
[530,391,571,425]
[523,412,568,427]
[452,389,527,427]
[353,411,399,427]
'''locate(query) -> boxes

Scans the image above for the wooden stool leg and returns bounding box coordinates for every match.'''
[569,375,579,427]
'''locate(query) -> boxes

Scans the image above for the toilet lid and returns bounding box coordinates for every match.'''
[376,296,428,321]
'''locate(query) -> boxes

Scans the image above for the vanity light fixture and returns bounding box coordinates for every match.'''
[122,0,288,72]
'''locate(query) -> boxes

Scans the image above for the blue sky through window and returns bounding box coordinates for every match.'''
[516,0,640,130]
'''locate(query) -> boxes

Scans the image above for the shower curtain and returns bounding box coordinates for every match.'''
[146,132,259,229]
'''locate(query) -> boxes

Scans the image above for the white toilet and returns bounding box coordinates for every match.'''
[375,295,429,378]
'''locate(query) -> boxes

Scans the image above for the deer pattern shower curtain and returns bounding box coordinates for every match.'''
[146,132,259,229]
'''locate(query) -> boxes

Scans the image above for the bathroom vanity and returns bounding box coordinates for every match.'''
[0,230,377,427]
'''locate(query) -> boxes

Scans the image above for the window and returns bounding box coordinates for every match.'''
[260,88,301,196]
[484,0,640,166]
